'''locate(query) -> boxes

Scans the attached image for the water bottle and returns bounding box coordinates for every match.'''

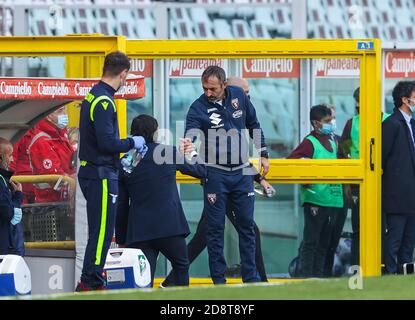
[121,149,142,174]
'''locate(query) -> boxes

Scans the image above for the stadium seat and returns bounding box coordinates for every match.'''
[114,8,136,38]
[231,19,252,38]
[395,8,412,28]
[194,21,214,39]
[29,9,52,36]
[190,8,214,38]
[254,7,276,30]
[55,7,76,35]
[96,8,116,35]
[403,26,415,41]
[73,8,96,34]
[174,20,196,39]
[321,0,341,8]
[386,25,403,41]
[273,6,291,35]
[326,6,345,26]
[366,24,385,39]
[136,8,155,30]
[170,7,192,23]
[308,8,325,34]
[250,20,271,38]
[213,19,233,39]
[312,24,332,38]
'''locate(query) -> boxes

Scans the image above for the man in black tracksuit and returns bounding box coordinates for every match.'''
[76,52,147,291]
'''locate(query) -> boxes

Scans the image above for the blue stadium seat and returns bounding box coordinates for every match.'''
[213,19,233,39]
[231,19,252,39]
[273,6,291,35]
[250,20,271,38]
[114,8,137,38]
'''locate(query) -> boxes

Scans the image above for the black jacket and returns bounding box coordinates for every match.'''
[382,108,415,214]
[78,81,134,180]
[0,168,23,255]
[115,143,206,245]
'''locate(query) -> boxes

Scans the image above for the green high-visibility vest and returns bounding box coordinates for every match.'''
[300,135,344,208]
[350,113,390,159]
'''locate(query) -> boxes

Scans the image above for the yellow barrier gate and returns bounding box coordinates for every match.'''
[0,36,382,277]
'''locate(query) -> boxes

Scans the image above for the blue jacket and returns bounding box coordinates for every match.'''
[382,108,415,214]
[185,85,267,167]
[0,168,23,255]
[78,81,134,180]
[115,143,206,245]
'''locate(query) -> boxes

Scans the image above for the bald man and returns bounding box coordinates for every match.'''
[0,137,23,255]
[227,76,250,97]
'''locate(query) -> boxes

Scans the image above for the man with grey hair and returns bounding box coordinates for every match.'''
[183,66,269,284]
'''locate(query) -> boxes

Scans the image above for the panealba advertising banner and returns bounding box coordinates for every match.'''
[169,59,228,78]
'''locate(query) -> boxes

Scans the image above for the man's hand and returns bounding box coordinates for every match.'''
[258,157,270,176]
[132,136,146,151]
[10,181,22,192]
[179,138,195,155]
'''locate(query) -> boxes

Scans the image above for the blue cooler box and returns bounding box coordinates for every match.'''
[104,248,151,289]
[0,255,31,296]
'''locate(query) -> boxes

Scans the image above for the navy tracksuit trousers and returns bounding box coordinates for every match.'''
[79,177,118,287]
[204,167,260,284]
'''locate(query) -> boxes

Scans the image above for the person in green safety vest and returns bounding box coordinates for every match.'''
[339,87,390,268]
[288,104,343,278]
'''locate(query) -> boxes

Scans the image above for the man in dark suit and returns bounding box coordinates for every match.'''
[382,81,415,274]
[115,114,206,287]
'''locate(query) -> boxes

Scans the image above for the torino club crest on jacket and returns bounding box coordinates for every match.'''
[231,98,239,109]
[207,193,217,204]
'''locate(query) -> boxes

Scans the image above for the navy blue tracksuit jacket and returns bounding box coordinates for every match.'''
[78,80,134,287]
[185,85,268,284]
[0,168,23,255]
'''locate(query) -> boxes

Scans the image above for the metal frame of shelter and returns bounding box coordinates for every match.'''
[0,36,383,277]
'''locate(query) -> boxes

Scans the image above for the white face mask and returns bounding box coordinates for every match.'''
[407,98,415,113]
[57,114,69,129]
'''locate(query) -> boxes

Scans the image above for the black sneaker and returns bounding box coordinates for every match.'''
[225,264,242,278]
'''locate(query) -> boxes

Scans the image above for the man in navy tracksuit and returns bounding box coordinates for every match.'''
[76,52,146,291]
[183,66,269,284]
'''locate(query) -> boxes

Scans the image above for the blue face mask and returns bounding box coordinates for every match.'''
[57,114,69,129]
[320,123,334,135]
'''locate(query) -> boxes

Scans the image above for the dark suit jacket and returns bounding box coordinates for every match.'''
[382,108,415,214]
[115,143,206,245]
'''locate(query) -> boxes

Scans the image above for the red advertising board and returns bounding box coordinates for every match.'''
[0,77,145,100]
[130,59,153,78]
[385,51,415,78]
